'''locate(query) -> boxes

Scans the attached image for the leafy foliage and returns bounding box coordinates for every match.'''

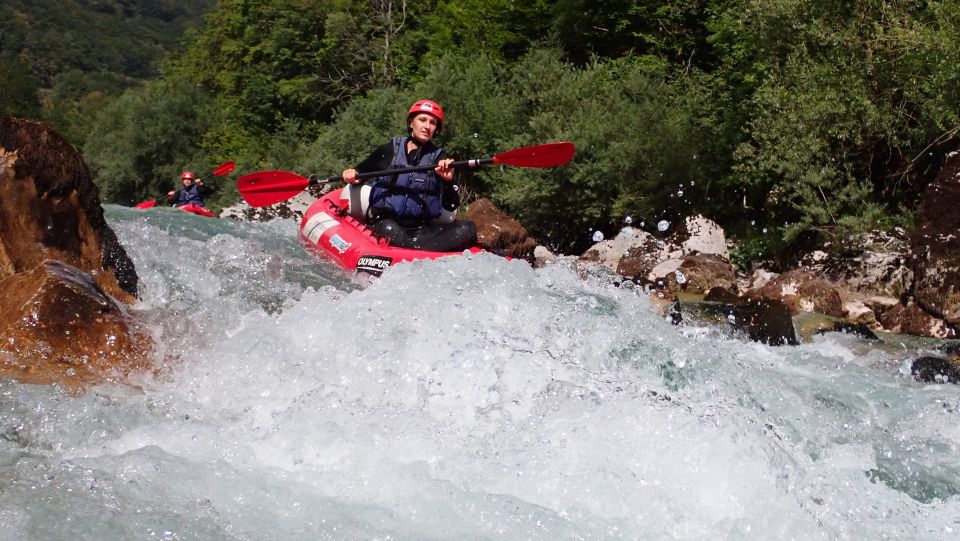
[83,77,215,206]
[0,56,41,118]
[0,0,213,141]
[21,0,960,260]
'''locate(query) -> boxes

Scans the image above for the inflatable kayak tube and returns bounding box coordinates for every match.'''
[133,200,215,218]
[299,190,483,276]
[175,204,215,218]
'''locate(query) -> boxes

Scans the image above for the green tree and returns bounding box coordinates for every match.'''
[713,0,960,246]
[551,0,717,67]
[170,0,434,133]
[84,77,216,205]
[417,0,552,62]
[480,48,725,251]
[0,56,41,119]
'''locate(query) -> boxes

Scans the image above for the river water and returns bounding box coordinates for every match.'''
[1,205,958,540]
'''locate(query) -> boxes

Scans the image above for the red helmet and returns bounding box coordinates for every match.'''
[407,99,444,130]
[181,171,194,181]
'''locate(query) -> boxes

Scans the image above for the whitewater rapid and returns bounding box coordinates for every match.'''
[1,205,958,540]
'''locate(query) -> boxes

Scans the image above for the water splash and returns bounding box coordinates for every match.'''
[0,205,957,540]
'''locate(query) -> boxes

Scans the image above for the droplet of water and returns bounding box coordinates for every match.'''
[592,230,604,242]
[66,368,76,377]
[726,314,737,324]
[624,215,633,225]
[657,220,670,232]
[473,133,479,138]
[677,190,684,197]
[675,270,687,284]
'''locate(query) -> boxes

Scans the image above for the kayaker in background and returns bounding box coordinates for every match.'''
[168,170,213,208]
[340,99,477,252]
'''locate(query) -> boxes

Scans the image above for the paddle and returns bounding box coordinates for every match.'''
[134,161,236,208]
[237,141,575,208]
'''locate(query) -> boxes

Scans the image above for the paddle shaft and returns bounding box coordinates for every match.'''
[237,142,574,207]
[315,157,495,185]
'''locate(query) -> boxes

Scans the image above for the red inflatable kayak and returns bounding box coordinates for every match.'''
[174,204,215,218]
[133,200,215,218]
[299,190,482,276]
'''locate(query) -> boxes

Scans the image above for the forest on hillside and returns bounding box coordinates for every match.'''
[0,0,214,144]
[4,0,960,260]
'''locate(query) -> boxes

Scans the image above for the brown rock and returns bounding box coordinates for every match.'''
[0,260,152,391]
[745,269,845,317]
[615,238,663,282]
[674,254,738,294]
[465,198,536,260]
[879,298,956,339]
[0,115,137,301]
[911,150,960,326]
[704,285,740,303]
[648,288,682,324]
[729,297,798,346]
[1,116,151,391]
[797,229,913,299]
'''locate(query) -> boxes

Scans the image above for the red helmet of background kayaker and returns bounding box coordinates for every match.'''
[407,99,444,133]
[181,171,194,182]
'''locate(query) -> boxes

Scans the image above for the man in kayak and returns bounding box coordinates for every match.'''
[168,170,213,208]
[340,99,477,252]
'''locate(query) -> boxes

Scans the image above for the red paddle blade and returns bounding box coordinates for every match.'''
[492,141,575,168]
[213,161,236,176]
[238,170,311,207]
[134,200,157,209]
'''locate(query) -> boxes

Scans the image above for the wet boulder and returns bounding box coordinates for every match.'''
[880,297,956,339]
[0,260,152,391]
[671,253,738,295]
[911,149,960,328]
[581,226,656,272]
[0,115,148,390]
[910,356,960,384]
[465,197,536,261]
[743,269,845,318]
[726,297,798,346]
[582,214,732,286]
[0,115,137,299]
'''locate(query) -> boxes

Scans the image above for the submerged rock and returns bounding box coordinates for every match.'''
[911,356,960,384]
[0,260,152,391]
